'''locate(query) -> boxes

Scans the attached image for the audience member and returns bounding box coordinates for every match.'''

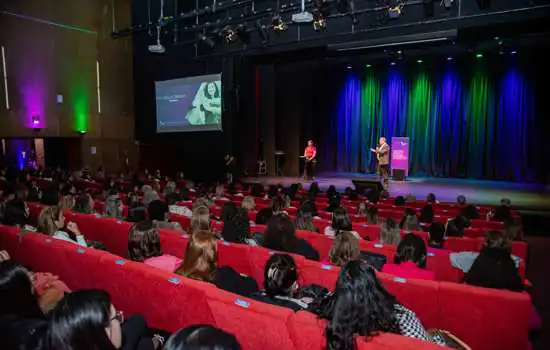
[324,208,360,239]
[128,221,182,272]
[142,186,159,207]
[366,207,379,225]
[164,325,241,350]
[394,196,406,206]
[220,201,238,221]
[428,223,446,250]
[492,205,512,222]
[460,204,480,220]
[255,206,273,225]
[176,231,258,297]
[356,202,367,218]
[419,205,434,223]
[190,205,210,234]
[379,219,400,245]
[382,233,434,281]
[148,200,184,233]
[503,219,522,241]
[464,246,523,292]
[325,194,341,213]
[1,198,32,229]
[426,193,437,203]
[222,210,258,246]
[105,190,124,220]
[263,214,320,261]
[38,206,87,247]
[445,218,464,237]
[457,195,467,205]
[328,231,360,267]
[295,209,319,233]
[0,261,45,320]
[127,194,148,223]
[400,208,420,231]
[73,193,96,214]
[241,196,256,212]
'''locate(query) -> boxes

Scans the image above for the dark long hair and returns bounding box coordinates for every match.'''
[203,82,220,99]
[331,208,353,235]
[0,261,43,320]
[222,210,250,244]
[394,233,428,269]
[464,247,524,292]
[164,325,241,350]
[263,214,299,252]
[48,289,117,350]
[324,260,399,350]
[263,254,298,297]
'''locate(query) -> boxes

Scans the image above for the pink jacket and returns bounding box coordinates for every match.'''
[144,254,182,273]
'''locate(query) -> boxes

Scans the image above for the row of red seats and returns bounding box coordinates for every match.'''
[2,211,532,350]
[0,225,447,350]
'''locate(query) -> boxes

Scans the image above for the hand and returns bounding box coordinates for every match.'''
[0,250,10,262]
[67,222,82,236]
[370,148,377,153]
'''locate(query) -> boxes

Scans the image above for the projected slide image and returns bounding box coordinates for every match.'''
[155,74,222,133]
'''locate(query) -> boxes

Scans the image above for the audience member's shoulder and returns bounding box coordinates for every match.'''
[295,238,320,261]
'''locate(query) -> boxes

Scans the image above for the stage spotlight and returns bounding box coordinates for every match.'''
[476,53,483,58]
[423,0,434,17]
[236,24,250,45]
[510,50,517,55]
[417,59,423,63]
[256,20,269,44]
[199,35,215,48]
[366,64,372,68]
[347,64,352,69]
[272,15,288,33]
[447,56,453,61]
[312,10,327,31]
[390,61,396,66]
[220,26,237,44]
[441,0,454,9]
[388,1,404,19]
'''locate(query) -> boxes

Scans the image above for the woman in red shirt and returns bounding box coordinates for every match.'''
[303,140,317,180]
[382,233,435,281]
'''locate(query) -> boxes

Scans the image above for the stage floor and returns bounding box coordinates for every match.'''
[243,172,550,210]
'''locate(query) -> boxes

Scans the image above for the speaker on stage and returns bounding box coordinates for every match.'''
[393,169,405,181]
[352,180,383,194]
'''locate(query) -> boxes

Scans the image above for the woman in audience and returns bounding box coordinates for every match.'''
[327,231,360,267]
[366,207,379,225]
[428,223,446,250]
[241,196,256,212]
[492,205,512,222]
[38,206,88,247]
[419,205,434,224]
[1,198,32,229]
[58,192,75,210]
[190,205,210,234]
[128,221,182,272]
[127,194,148,223]
[73,192,96,214]
[356,202,368,218]
[316,260,445,348]
[142,185,159,207]
[252,254,319,311]
[382,233,434,281]
[105,190,124,220]
[299,198,319,218]
[164,325,240,350]
[324,208,360,239]
[220,201,238,221]
[48,289,164,350]
[148,200,184,233]
[379,218,400,246]
[295,209,319,233]
[325,194,341,213]
[176,231,258,297]
[263,214,320,261]
[426,193,437,203]
[0,260,45,320]
[271,195,287,215]
[255,206,273,225]
[309,182,321,197]
[222,210,258,246]
[463,246,523,292]
[445,218,464,237]
[460,204,480,220]
[400,209,421,231]
[457,195,467,205]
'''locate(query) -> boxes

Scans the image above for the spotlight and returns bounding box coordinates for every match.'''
[32,115,40,126]
[510,50,517,55]
[441,0,454,9]
[272,15,288,33]
[476,53,483,58]
[256,20,269,44]
[423,0,435,17]
[199,35,215,48]
[447,56,453,61]
[220,26,237,44]
[236,24,250,45]
[312,11,327,31]
[390,61,396,66]
[417,59,423,63]
[347,64,352,69]
[388,1,404,19]
[366,64,372,68]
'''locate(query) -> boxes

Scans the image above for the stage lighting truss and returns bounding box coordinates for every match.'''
[256,20,269,44]
[236,24,251,45]
[313,10,327,31]
[272,15,288,33]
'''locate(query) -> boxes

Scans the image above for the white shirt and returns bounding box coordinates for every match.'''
[53,231,87,247]
[324,227,361,240]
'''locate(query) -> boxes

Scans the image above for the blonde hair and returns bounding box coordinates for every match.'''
[241,196,256,211]
[329,232,360,267]
[380,219,401,246]
[38,206,63,236]
[190,205,210,234]
[58,195,75,210]
[175,230,217,282]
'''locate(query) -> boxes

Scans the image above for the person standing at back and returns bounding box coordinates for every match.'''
[371,137,390,190]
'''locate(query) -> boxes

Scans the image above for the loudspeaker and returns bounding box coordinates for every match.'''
[352,180,383,194]
[393,169,405,181]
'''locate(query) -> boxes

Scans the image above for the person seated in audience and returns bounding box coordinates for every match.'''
[326,231,360,267]
[128,221,182,272]
[366,207,379,225]
[105,189,124,220]
[127,194,148,223]
[222,209,259,246]
[163,181,177,197]
[142,185,159,207]
[271,195,288,215]
[325,193,341,213]
[213,184,228,201]
[26,179,41,202]
[176,230,258,297]
[263,214,320,261]
[40,186,60,206]
[379,218,400,245]
[419,205,434,224]
[220,201,238,221]
[73,192,96,215]
[315,260,446,348]
[457,195,467,205]
[428,223,446,250]
[148,200,184,233]
[252,254,326,311]
[491,204,512,222]
[450,230,521,273]
[503,218,522,241]
[393,196,406,206]
[426,192,437,204]
[324,208,360,239]
[164,325,241,350]
[255,206,273,225]
[326,185,337,198]
[299,198,319,218]
[445,218,464,237]
[49,289,165,350]
[190,205,210,234]
[400,208,420,231]
[460,204,480,220]
[356,201,368,218]
[241,196,256,212]
[382,233,434,281]
[295,208,319,233]
[1,198,34,230]
[38,206,88,247]
[308,182,321,197]
[166,192,190,217]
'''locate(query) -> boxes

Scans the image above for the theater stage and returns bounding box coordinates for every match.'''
[242,172,550,211]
